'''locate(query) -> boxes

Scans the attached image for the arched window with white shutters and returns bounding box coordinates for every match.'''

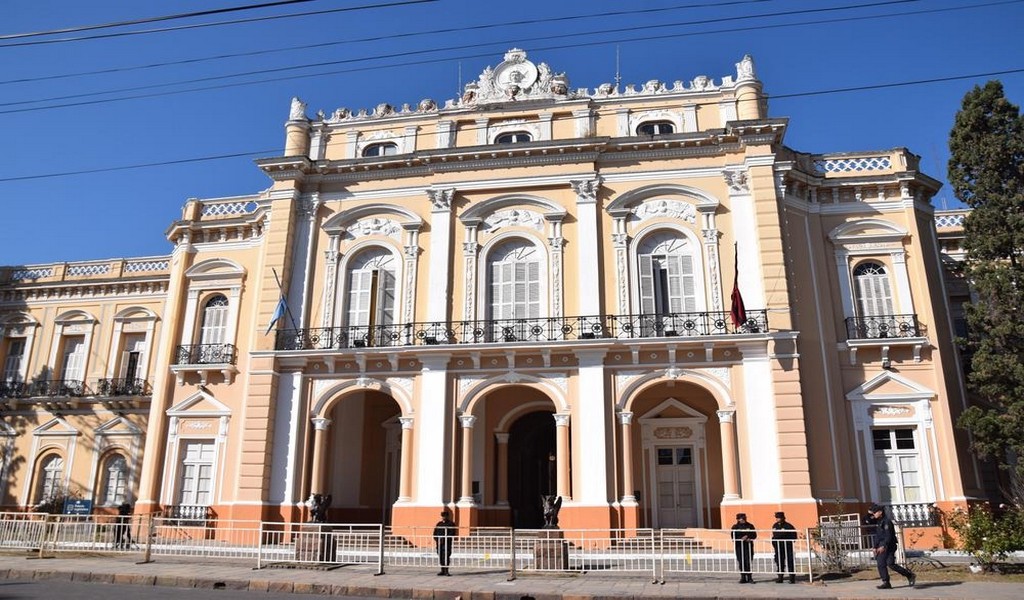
[36,454,64,503]
[101,454,129,506]
[345,247,397,347]
[486,238,542,341]
[635,231,699,336]
[199,295,229,346]
[853,262,894,317]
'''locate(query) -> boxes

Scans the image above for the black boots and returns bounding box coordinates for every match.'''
[739,574,753,584]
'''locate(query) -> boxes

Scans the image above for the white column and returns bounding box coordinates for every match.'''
[268,371,303,505]
[426,188,455,323]
[310,417,332,495]
[742,346,781,502]
[571,178,602,315]
[891,251,915,316]
[554,414,571,500]
[415,355,451,505]
[725,170,766,310]
[291,193,321,327]
[574,349,609,504]
[618,412,637,504]
[398,417,414,502]
[717,410,740,500]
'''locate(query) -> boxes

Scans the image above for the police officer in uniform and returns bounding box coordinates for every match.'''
[869,503,916,589]
[731,513,757,583]
[771,511,797,583]
[432,510,456,576]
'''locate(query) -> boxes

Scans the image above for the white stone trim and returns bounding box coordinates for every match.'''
[742,352,781,501]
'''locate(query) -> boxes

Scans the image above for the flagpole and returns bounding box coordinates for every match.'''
[271,268,300,330]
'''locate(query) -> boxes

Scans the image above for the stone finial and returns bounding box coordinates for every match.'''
[289,97,307,121]
[736,54,756,82]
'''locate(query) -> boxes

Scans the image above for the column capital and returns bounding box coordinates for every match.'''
[312,417,332,431]
[427,187,455,212]
[618,411,634,426]
[570,176,602,204]
[553,413,571,427]
[459,414,477,428]
[716,409,736,424]
[399,416,414,429]
[495,432,510,444]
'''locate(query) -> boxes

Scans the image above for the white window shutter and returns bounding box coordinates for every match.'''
[639,255,656,314]
[347,270,373,326]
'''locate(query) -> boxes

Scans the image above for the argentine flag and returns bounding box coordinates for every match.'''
[266,295,288,335]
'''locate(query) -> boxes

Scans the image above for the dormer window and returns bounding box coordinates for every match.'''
[637,121,675,136]
[362,142,399,157]
[495,131,532,144]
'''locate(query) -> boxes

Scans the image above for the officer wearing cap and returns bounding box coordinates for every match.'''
[731,513,757,583]
[432,510,456,576]
[771,511,797,583]
[869,503,915,589]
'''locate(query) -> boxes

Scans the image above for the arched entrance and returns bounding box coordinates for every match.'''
[507,411,556,528]
[321,389,402,523]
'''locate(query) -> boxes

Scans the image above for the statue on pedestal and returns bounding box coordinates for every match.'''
[541,494,562,529]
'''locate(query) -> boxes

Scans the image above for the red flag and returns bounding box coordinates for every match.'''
[730,244,747,329]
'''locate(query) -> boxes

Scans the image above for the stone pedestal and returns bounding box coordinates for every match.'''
[534,529,568,570]
[295,524,336,563]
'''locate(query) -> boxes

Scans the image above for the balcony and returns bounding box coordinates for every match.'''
[886,502,938,527]
[846,314,920,340]
[96,377,151,397]
[171,344,238,386]
[175,343,237,365]
[275,310,769,351]
[0,379,88,398]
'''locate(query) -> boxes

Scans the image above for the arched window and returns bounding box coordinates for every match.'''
[495,131,532,144]
[199,295,229,345]
[362,142,398,157]
[345,247,397,346]
[637,121,675,136]
[487,239,541,341]
[101,454,129,506]
[853,262,894,317]
[636,232,698,337]
[36,454,64,502]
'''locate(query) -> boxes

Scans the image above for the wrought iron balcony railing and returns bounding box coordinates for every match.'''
[846,314,920,340]
[96,377,151,397]
[175,343,237,365]
[0,379,88,398]
[276,310,768,351]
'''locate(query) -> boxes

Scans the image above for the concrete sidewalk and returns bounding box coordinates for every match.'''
[0,552,1018,600]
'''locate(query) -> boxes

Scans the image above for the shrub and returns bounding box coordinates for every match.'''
[946,503,1024,571]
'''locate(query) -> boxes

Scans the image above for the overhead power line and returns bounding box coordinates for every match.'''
[0,0,325,40]
[0,0,439,48]
[0,0,930,109]
[1,0,1019,115]
[1,65,1022,184]
[0,0,778,85]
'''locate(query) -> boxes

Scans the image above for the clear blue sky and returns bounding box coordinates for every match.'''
[1,0,1022,265]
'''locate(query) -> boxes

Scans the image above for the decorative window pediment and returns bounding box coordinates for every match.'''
[167,389,231,418]
[846,371,935,402]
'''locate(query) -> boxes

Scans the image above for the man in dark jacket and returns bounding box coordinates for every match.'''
[869,503,915,589]
[433,510,456,576]
[731,513,757,583]
[771,511,797,583]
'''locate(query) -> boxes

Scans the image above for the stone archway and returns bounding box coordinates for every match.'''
[320,389,403,523]
[507,411,556,528]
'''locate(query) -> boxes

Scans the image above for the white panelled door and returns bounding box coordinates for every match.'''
[655,446,698,528]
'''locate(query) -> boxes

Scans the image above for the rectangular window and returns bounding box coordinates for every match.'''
[178,440,215,507]
[3,338,25,383]
[872,427,922,504]
[60,336,86,382]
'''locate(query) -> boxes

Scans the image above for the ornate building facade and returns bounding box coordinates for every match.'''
[0,50,981,540]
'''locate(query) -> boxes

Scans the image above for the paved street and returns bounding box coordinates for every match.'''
[0,552,1021,599]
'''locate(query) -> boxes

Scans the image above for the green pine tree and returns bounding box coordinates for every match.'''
[948,81,1024,501]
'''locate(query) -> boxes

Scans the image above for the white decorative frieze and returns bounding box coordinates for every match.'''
[700,367,732,390]
[460,48,571,106]
[654,426,693,439]
[483,209,544,233]
[458,375,488,398]
[630,199,697,224]
[348,217,402,240]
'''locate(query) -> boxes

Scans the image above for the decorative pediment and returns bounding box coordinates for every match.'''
[460,194,566,226]
[829,219,908,245]
[167,389,231,417]
[96,415,143,436]
[184,258,246,285]
[639,398,708,421]
[846,371,935,402]
[322,203,423,235]
[606,184,719,220]
[33,417,80,436]
[483,208,545,233]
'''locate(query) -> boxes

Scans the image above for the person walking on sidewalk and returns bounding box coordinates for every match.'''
[433,510,456,576]
[869,503,915,589]
[731,513,757,583]
[771,511,797,584]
